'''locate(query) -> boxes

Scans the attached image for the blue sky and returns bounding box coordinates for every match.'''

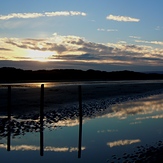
[0,0,163,71]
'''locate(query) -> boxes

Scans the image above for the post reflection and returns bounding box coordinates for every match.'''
[78,85,83,158]
[40,117,44,156]
[7,122,10,151]
[3,84,85,157]
[7,85,11,151]
[40,84,44,156]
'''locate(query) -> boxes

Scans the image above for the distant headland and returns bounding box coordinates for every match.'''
[0,67,163,83]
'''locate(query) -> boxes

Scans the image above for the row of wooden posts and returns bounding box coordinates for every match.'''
[6,84,83,158]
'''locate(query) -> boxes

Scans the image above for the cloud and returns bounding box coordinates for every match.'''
[106,14,140,22]
[97,28,105,31]
[76,53,99,60]
[117,41,127,44]
[2,34,163,67]
[5,37,68,54]
[129,36,141,39]
[45,11,86,17]
[4,36,115,56]
[107,139,141,147]
[0,13,44,20]
[107,29,118,32]
[135,40,163,46]
[97,28,118,32]
[0,11,87,20]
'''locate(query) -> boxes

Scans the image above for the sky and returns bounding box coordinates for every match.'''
[0,0,163,72]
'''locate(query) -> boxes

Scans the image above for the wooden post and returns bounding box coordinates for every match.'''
[40,84,44,156]
[40,84,44,122]
[78,85,82,158]
[7,86,11,121]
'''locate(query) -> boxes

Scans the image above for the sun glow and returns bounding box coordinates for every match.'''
[26,49,54,62]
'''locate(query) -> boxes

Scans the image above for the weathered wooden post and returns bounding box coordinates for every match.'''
[7,85,11,121]
[40,84,44,156]
[7,85,11,151]
[78,85,82,158]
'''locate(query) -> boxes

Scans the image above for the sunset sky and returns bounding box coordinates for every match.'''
[0,0,163,72]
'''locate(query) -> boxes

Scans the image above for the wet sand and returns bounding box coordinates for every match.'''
[0,81,163,162]
[0,82,163,114]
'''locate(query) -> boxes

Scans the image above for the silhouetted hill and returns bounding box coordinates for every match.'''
[0,67,163,83]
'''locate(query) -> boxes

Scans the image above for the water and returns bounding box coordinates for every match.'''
[0,93,163,162]
[1,79,163,88]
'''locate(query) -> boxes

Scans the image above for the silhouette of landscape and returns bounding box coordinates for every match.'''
[1,67,163,82]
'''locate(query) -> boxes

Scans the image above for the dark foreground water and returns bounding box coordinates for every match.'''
[0,93,163,163]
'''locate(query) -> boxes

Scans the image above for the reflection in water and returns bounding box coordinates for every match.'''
[97,129,118,133]
[0,82,57,88]
[101,94,163,120]
[0,94,163,137]
[40,84,44,156]
[78,85,82,158]
[0,94,163,162]
[1,84,84,159]
[0,95,163,138]
[130,121,142,125]
[7,121,10,151]
[7,86,11,151]
[107,139,141,147]
[1,80,112,88]
[0,144,86,152]
[136,114,163,120]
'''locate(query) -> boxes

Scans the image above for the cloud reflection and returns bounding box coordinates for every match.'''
[136,114,163,120]
[104,95,163,119]
[45,118,84,129]
[130,121,142,125]
[107,139,141,147]
[0,144,86,152]
[97,129,118,133]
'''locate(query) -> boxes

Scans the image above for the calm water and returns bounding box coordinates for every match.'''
[0,93,163,162]
[1,80,163,88]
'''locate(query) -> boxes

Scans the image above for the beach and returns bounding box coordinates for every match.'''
[0,81,163,162]
[0,81,163,115]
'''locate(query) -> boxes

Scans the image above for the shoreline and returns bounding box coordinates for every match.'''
[0,82,163,115]
[0,82,163,162]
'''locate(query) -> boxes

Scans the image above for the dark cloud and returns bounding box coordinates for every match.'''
[50,53,99,61]
[4,36,163,67]
[4,37,142,59]
[76,53,99,60]
[14,56,32,60]
[6,39,67,54]
[5,40,29,49]
[47,44,68,54]
[0,47,11,51]
[1,60,163,72]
